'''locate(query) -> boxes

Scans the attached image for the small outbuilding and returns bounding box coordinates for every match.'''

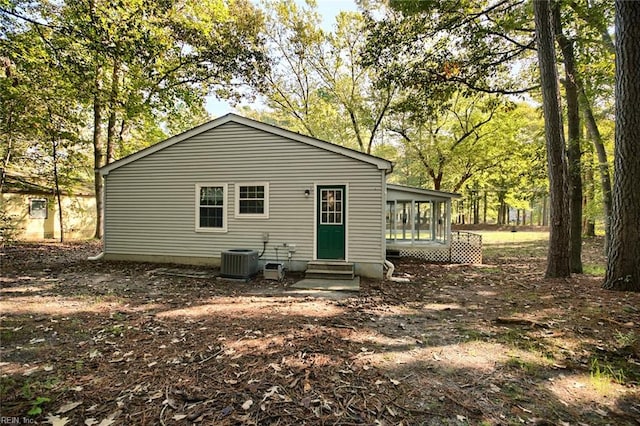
[100,114,475,278]
[1,172,95,241]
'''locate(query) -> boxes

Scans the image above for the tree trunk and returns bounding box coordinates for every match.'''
[432,176,442,191]
[52,137,64,243]
[473,193,479,225]
[534,0,571,278]
[497,196,504,225]
[585,222,595,237]
[483,190,487,224]
[503,203,508,225]
[561,0,614,246]
[106,58,121,164]
[603,1,640,292]
[93,65,105,240]
[580,88,613,247]
[553,3,583,273]
[582,145,596,237]
[0,109,13,193]
[1,138,10,193]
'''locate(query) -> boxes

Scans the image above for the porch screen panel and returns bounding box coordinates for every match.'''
[395,201,411,240]
[435,201,446,242]
[386,201,396,240]
[414,201,432,241]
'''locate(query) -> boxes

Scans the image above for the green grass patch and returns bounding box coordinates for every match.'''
[27,396,50,416]
[494,329,554,356]
[0,376,16,398]
[590,358,626,392]
[614,331,637,348]
[473,231,549,245]
[505,357,540,375]
[0,328,17,343]
[583,263,606,276]
[482,241,548,259]
[459,329,487,342]
[0,324,33,345]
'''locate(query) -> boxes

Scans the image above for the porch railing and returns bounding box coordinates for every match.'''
[387,231,482,264]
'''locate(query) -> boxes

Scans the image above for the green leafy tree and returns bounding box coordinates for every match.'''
[567,0,615,245]
[387,92,505,192]
[249,1,395,153]
[362,0,537,102]
[475,104,547,225]
[254,0,329,138]
[1,25,92,241]
[2,0,269,238]
[308,11,395,153]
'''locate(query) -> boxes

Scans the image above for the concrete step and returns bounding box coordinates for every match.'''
[305,271,356,280]
[305,261,355,280]
[304,269,355,280]
[306,261,354,272]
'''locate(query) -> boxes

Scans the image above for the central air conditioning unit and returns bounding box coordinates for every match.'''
[220,249,259,279]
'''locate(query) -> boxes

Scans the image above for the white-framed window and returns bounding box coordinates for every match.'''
[29,198,48,219]
[195,184,227,232]
[235,183,269,219]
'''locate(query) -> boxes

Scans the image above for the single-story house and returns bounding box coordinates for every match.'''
[99,114,478,279]
[1,172,96,241]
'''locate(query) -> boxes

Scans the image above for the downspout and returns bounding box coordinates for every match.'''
[381,170,387,277]
[384,259,410,283]
[88,252,104,261]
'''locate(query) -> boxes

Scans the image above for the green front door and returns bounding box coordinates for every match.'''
[317,185,346,260]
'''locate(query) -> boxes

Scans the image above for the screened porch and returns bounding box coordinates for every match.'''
[385,184,482,264]
[385,184,456,245]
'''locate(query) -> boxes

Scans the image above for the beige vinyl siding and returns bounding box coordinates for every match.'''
[104,122,384,264]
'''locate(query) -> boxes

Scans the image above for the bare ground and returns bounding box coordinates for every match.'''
[1,238,639,425]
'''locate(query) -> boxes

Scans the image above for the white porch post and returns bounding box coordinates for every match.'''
[446,200,452,243]
[431,201,437,241]
[410,199,415,243]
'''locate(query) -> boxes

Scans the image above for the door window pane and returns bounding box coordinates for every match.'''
[320,189,343,224]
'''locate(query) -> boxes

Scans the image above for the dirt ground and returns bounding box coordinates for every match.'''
[1,238,639,425]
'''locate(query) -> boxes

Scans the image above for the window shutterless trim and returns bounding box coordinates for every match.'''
[234,182,269,219]
[195,183,227,232]
[29,198,48,219]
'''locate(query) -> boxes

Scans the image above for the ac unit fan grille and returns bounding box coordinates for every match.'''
[220,249,259,279]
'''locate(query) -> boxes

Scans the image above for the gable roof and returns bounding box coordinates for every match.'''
[100,113,393,176]
[1,170,94,196]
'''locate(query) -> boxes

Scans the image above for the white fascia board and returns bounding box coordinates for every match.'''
[387,183,462,199]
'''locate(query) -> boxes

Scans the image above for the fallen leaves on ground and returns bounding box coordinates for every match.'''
[1,238,639,425]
